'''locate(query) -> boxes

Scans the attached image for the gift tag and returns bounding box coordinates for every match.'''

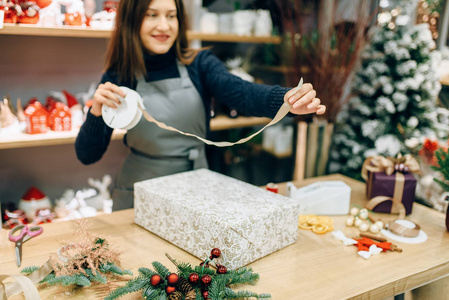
[102,87,144,130]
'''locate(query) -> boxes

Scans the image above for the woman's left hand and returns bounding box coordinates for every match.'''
[285,82,326,115]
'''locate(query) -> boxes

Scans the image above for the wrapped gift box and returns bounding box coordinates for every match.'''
[286,181,351,215]
[134,169,300,269]
[366,171,417,215]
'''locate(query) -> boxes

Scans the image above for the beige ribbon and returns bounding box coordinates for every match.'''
[0,259,53,300]
[361,153,421,180]
[365,172,406,219]
[362,154,420,219]
[138,78,303,147]
[388,220,421,238]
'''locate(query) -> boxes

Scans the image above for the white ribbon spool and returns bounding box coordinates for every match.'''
[102,86,144,130]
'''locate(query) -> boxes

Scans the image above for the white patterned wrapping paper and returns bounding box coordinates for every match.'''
[134,169,300,269]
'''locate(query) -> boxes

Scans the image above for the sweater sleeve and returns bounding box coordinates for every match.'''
[74,72,116,165]
[195,50,290,119]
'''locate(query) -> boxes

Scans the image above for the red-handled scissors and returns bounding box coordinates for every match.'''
[8,224,43,267]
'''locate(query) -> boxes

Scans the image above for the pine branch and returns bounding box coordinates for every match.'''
[208,277,227,299]
[100,262,133,276]
[41,272,56,283]
[152,261,170,278]
[138,267,158,278]
[192,265,216,276]
[195,293,203,300]
[228,268,260,286]
[20,265,40,274]
[166,253,194,277]
[222,287,271,299]
[156,292,167,300]
[143,285,161,299]
[430,147,449,191]
[45,274,91,287]
[85,268,107,284]
[105,276,149,300]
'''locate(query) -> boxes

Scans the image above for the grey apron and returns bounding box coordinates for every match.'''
[112,61,208,210]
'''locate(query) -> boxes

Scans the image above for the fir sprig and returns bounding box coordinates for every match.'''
[152,261,171,278]
[20,266,40,274]
[21,262,132,288]
[100,262,133,276]
[431,147,449,191]
[138,267,158,278]
[104,276,149,300]
[45,274,92,287]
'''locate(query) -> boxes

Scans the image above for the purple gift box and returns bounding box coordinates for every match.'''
[366,171,417,215]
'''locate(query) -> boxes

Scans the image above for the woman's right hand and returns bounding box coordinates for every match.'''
[89,82,127,116]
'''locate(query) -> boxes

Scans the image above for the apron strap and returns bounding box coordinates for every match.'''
[177,60,191,88]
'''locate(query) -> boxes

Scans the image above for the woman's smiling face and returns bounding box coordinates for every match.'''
[140,0,179,55]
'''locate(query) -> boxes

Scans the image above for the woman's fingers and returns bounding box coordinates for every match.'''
[90,82,126,116]
[286,82,326,116]
[316,104,326,115]
[292,89,317,110]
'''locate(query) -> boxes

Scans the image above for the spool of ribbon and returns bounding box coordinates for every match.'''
[361,154,421,219]
[387,220,421,238]
[103,79,304,147]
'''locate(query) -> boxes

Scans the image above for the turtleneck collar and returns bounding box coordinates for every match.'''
[143,47,177,71]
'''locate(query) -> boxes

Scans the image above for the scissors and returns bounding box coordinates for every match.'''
[8,224,44,267]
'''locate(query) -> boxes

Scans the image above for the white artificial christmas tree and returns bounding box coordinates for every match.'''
[328,20,445,180]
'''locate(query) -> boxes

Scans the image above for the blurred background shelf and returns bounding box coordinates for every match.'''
[0,116,271,149]
[0,24,281,43]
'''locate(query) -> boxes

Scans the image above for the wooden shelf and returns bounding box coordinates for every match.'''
[0,24,281,44]
[209,115,270,131]
[0,128,126,150]
[0,23,111,38]
[188,31,281,44]
[0,116,271,149]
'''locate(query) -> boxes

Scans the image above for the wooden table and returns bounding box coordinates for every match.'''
[1,174,449,299]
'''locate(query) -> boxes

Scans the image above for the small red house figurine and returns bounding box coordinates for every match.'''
[24,101,48,134]
[49,102,72,131]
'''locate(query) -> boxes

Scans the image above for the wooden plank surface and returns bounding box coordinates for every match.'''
[1,174,448,299]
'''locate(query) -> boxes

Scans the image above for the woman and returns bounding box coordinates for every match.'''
[75,0,325,211]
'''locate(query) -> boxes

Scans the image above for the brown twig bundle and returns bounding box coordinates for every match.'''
[275,0,374,123]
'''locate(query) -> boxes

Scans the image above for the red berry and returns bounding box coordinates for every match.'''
[217,265,227,274]
[166,286,176,294]
[201,274,212,286]
[188,272,200,284]
[199,261,210,268]
[210,248,221,259]
[202,290,209,299]
[150,274,162,286]
[167,273,179,286]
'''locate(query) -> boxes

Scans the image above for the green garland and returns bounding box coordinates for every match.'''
[106,249,271,300]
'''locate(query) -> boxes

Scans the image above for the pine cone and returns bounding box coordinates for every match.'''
[176,277,196,300]
[167,291,183,300]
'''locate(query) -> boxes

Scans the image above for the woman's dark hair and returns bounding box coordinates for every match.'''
[104,0,199,84]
